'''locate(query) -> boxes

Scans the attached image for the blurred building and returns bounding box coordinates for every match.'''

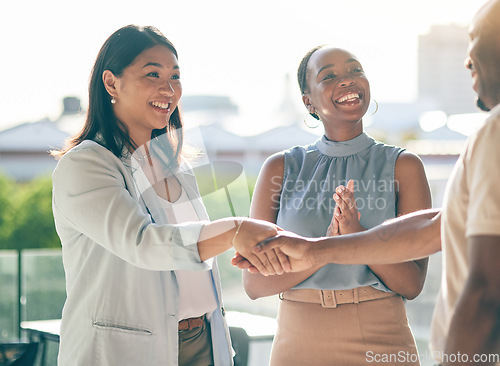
[0,119,70,181]
[367,101,437,145]
[183,77,320,175]
[418,24,477,115]
[370,24,480,146]
[0,97,82,181]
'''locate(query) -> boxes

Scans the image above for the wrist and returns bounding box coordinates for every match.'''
[311,238,329,267]
[231,219,244,246]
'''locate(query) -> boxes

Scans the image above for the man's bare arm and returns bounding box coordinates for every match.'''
[442,235,500,365]
[253,208,442,270]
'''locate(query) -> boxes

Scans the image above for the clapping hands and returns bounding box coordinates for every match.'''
[327,179,365,236]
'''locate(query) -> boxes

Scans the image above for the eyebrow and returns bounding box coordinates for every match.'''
[317,58,359,76]
[142,62,179,70]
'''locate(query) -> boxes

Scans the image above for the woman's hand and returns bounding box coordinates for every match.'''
[255,232,318,272]
[330,179,365,235]
[232,219,290,275]
[233,231,318,273]
[326,215,340,236]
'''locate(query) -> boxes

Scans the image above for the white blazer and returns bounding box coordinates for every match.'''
[52,140,233,365]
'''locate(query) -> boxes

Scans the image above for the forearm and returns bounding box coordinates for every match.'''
[243,265,321,299]
[197,218,240,261]
[369,259,428,299]
[313,209,441,266]
[443,286,500,365]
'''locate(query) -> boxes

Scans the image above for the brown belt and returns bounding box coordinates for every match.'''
[280,286,397,309]
[178,315,205,331]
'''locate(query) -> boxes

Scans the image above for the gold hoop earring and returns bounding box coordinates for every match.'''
[369,99,378,116]
[304,115,320,128]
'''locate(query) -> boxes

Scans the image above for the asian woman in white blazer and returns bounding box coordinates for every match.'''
[51,25,287,366]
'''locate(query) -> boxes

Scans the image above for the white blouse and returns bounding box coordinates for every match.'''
[158,187,218,321]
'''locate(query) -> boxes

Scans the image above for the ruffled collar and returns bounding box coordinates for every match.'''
[315,132,375,157]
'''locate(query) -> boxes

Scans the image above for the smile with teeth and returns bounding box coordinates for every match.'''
[335,92,361,103]
[151,101,170,110]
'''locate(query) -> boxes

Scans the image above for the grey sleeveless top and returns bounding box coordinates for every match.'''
[276,132,404,291]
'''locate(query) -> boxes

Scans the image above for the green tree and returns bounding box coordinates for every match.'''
[0,175,15,247]
[1,175,59,250]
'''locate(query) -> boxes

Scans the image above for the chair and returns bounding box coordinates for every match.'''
[229,326,250,366]
[0,342,38,366]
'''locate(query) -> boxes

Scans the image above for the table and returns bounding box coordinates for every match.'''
[21,319,60,366]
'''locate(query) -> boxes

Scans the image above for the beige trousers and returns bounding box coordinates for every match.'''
[270,288,420,366]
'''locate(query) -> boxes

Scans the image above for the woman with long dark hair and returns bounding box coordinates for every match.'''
[52,25,284,366]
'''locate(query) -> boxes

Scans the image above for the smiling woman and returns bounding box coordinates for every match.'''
[102,45,182,148]
[49,25,288,366]
[242,46,432,366]
[52,25,184,166]
[301,48,370,140]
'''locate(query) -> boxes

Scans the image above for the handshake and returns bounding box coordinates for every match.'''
[230,180,362,275]
[231,223,315,275]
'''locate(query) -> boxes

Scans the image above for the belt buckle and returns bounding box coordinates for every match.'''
[320,290,337,308]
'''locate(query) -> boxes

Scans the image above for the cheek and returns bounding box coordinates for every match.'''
[173,88,182,105]
[365,89,371,103]
[172,81,182,95]
[361,78,370,98]
[306,89,321,107]
[315,86,331,101]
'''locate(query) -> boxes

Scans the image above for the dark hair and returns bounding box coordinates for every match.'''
[53,25,183,169]
[297,45,325,120]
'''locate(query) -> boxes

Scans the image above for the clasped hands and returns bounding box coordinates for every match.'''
[233,180,363,275]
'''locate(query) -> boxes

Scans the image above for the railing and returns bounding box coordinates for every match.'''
[0,249,66,341]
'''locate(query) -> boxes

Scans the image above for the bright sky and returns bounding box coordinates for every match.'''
[0,0,489,132]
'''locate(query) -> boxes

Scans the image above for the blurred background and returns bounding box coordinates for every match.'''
[0,0,491,365]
